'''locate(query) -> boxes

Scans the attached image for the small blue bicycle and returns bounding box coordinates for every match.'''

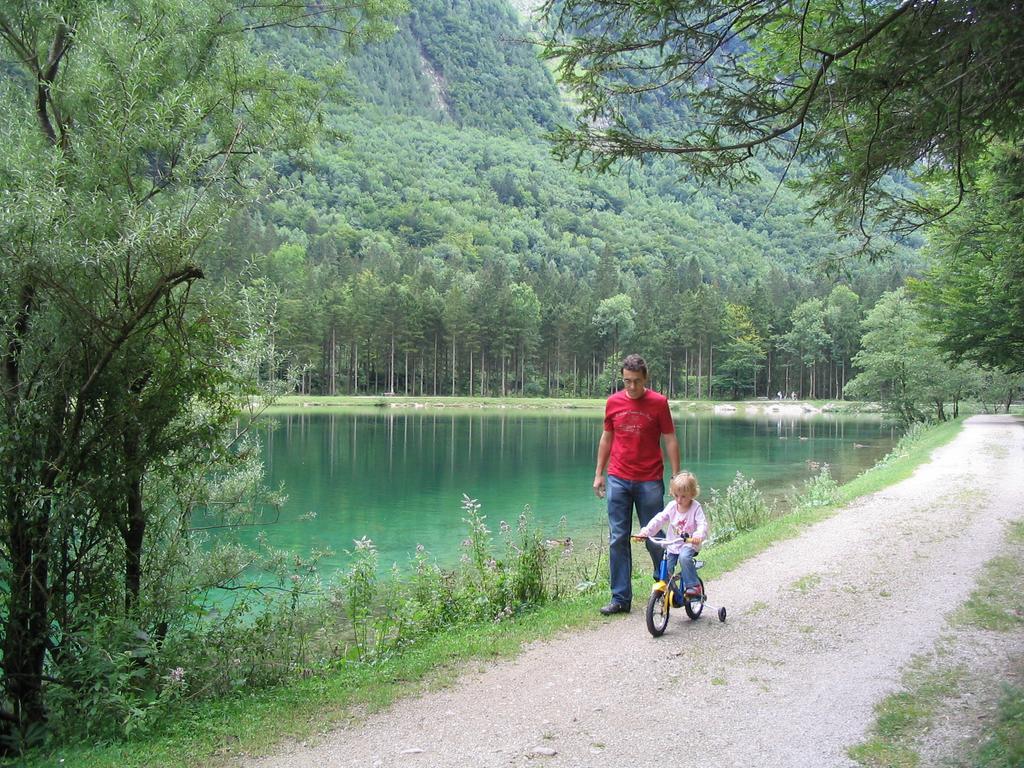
[632,534,727,637]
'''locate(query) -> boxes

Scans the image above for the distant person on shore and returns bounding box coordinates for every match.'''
[633,471,708,604]
[593,354,680,615]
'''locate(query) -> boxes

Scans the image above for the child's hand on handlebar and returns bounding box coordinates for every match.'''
[630,533,647,541]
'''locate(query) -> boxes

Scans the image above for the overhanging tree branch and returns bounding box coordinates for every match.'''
[540,0,1024,238]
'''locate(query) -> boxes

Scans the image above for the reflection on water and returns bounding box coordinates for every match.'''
[213,408,898,575]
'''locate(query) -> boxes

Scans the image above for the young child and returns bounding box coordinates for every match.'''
[633,471,708,604]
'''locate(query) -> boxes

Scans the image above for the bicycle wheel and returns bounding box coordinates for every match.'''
[645,589,671,637]
[683,576,705,620]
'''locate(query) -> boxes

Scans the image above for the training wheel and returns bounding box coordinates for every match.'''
[718,607,727,622]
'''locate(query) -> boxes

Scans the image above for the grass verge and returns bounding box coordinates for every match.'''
[848,519,1024,768]
[22,418,965,768]
[973,681,1024,768]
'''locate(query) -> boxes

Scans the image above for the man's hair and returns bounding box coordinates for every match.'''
[621,354,647,377]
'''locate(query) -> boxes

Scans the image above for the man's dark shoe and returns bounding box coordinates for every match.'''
[599,601,631,615]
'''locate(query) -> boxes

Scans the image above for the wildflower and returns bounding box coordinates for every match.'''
[168,666,186,685]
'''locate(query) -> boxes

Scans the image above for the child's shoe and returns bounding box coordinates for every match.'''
[684,584,703,598]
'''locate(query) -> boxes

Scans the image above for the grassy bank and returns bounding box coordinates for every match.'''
[22,419,965,768]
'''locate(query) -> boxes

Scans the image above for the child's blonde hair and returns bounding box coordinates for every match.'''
[670,471,700,498]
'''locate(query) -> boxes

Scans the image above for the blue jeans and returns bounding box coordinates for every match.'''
[607,475,665,605]
[665,548,700,603]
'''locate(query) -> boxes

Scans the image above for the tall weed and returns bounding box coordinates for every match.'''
[872,421,928,469]
[341,537,378,660]
[706,472,777,543]
[795,465,840,508]
[499,508,548,609]
[45,618,184,744]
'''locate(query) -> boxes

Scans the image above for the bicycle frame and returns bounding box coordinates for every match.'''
[651,536,687,599]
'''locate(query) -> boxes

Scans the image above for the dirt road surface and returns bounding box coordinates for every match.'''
[243,414,1024,768]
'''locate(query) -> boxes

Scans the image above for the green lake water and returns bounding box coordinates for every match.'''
[203,407,898,578]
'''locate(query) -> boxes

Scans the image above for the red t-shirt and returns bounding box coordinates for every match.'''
[603,388,675,481]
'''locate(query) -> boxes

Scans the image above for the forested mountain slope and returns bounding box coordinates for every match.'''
[227,0,921,398]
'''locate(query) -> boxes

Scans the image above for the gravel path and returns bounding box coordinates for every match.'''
[243,414,1024,768]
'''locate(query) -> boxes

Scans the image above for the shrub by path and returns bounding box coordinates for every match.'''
[242,414,1024,768]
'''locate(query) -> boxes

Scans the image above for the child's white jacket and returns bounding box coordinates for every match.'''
[639,499,708,553]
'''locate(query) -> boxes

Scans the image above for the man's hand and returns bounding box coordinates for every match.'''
[593,475,606,498]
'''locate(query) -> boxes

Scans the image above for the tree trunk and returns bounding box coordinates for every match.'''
[683,348,689,399]
[521,346,527,396]
[123,475,145,615]
[3,497,52,740]
[697,346,703,399]
[389,335,395,393]
[122,422,145,615]
[330,326,337,395]
[451,336,456,396]
[708,345,713,400]
[555,340,561,396]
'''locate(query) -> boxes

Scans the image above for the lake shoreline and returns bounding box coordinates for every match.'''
[268,394,880,416]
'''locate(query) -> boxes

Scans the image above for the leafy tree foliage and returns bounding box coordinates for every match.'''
[538,0,1024,239]
[845,289,972,422]
[0,0,399,745]
[782,300,831,399]
[911,143,1024,373]
[824,285,862,399]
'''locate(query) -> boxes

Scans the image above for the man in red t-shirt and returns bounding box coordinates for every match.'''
[593,354,680,614]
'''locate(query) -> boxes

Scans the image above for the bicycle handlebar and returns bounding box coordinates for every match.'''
[631,534,690,545]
